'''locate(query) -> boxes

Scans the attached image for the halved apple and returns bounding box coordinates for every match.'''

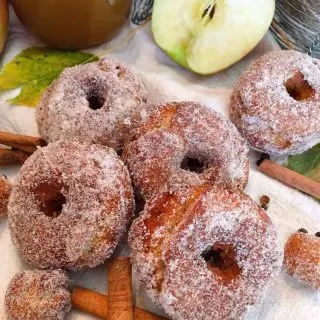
[0,0,8,55]
[152,0,275,75]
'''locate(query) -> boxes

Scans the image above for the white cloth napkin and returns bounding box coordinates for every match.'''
[0,8,319,320]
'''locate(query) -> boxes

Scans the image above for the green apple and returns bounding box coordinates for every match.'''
[0,0,8,55]
[152,0,275,75]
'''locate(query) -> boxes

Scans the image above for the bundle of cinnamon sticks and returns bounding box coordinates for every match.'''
[72,257,168,320]
[0,131,45,165]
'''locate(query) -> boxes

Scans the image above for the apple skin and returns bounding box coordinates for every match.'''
[152,0,275,75]
[0,0,8,55]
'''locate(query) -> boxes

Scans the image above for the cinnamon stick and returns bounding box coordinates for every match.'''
[134,308,168,320]
[0,148,29,165]
[10,143,38,154]
[257,156,320,199]
[108,257,134,320]
[72,286,108,320]
[0,131,45,148]
[71,286,168,320]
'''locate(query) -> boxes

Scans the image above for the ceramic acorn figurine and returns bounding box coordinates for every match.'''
[131,0,153,25]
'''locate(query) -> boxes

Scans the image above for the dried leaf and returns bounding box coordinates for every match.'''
[286,143,320,182]
[0,47,98,107]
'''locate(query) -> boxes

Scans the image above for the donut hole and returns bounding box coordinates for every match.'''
[36,182,66,218]
[44,192,66,218]
[284,72,315,101]
[181,157,205,173]
[201,244,241,283]
[86,91,106,110]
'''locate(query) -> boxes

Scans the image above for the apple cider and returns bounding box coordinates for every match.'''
[12,0,131,49]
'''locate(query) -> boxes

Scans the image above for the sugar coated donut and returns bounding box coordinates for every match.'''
[8,140,134,270]
[0,174,11,217]
[5,269,71,320]
[36,58,147,151]
[230,50,320,155]
[123,102,249,199]
[284,231,320,289]
[129,186,283,320]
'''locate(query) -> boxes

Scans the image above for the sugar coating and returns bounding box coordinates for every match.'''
[124,102,249,199]
[284,232,320,289]
[0,174,11,217]
[8,140,134,270]
[129,187,283,320]
[230,50,320,155]
[36,58,148,151]
[5,269,71,320]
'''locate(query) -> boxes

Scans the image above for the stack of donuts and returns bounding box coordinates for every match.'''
[3,50,320,320]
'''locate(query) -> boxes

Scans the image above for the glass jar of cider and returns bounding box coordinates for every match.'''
[12,0,131,49]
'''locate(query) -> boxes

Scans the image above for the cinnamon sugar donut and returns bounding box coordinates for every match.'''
[36,58,147,151]
[123,102,249,199]
[5,269,71,320]
[284,231,320,289]
[8,140,134,270]
[0,174,11,217]
[129,186,283,320]
[230,50,320,155]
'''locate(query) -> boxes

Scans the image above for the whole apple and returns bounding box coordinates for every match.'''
[152,0,275,75]
[0,0,8,55]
